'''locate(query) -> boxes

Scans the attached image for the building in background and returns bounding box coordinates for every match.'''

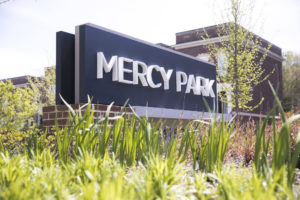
[171,24,284,119]
[0,75,36,89]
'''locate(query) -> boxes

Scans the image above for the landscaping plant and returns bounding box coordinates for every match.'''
[0,85,299,199]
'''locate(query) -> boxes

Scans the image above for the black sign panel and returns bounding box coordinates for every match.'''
[56,31,75,105]
[57,23,216,112]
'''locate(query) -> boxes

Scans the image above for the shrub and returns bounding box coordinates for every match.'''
[254,82,300,187]
[0,80,38,134]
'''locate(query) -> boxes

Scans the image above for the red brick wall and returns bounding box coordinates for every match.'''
[42,104,132,131]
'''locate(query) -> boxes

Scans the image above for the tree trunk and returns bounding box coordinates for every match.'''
[234,17,240,116]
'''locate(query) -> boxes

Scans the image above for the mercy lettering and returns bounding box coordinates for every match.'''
[97,52,215,97]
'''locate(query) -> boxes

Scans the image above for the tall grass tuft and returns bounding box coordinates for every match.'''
[200,116,233,172]
[55,95,178,167]
[180,115,233,172]
[0,86,299,198]
[254,82,300,187]
[132,155,186,200]
[213,166,294,200]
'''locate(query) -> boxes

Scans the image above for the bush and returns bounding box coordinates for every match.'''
[0,85,299,199]
[0,80,39,134]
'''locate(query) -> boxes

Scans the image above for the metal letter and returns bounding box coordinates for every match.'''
[186,74,198,95]
[147,65,162,88]
[176,71,187,92]
[197,76,208,96]
[206,80,215,97]
[97,52,118,81]
[159,67,173,90]
[118,57,134,84]
[133,61,148,87]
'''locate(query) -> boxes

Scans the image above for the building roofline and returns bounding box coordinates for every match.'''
[176,23,221,37]
[0,75,35,82]
[171,35,284,62]
[175,22,282,51]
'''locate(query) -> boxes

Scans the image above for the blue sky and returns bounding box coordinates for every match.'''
[0,0,299,79]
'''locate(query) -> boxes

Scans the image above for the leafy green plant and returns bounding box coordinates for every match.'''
[202,116,233,172]
[132,155,186,200]
[194,172,216,199]
[27,66,56,107]
[0,82,299,199]
[182,116,233,172]
[213,166,294,200]
[55,95,178,166]
[229,119,258,165]
[203,0,272,114]
[254,82,300,187]
[0,80,39,134]
[26,129,47,158]
[0,136,4,152]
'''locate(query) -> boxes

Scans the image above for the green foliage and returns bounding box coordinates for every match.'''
[0,151,131,200]
[282,51,300,111]
[213,167,294,200]
[54,96,175,166]
[0,80,39,134]
[229,119,257,165]
[0,86,299,198]
[199,116,233,172]
[133,155,186,200]
[204,0,271,112]
[1,149,297,199]
[194,172,216,199]
[0,68,54,137]
[27,66,56,108]
[0,150,188,200]
[180,117,233,172]
[254,82,300,187]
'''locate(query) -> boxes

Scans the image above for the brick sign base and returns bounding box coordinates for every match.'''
[42,104,132,131]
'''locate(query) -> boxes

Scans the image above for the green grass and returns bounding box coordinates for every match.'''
[0,151,296,199]
[254,82,300,187]
[0,88,299,199]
